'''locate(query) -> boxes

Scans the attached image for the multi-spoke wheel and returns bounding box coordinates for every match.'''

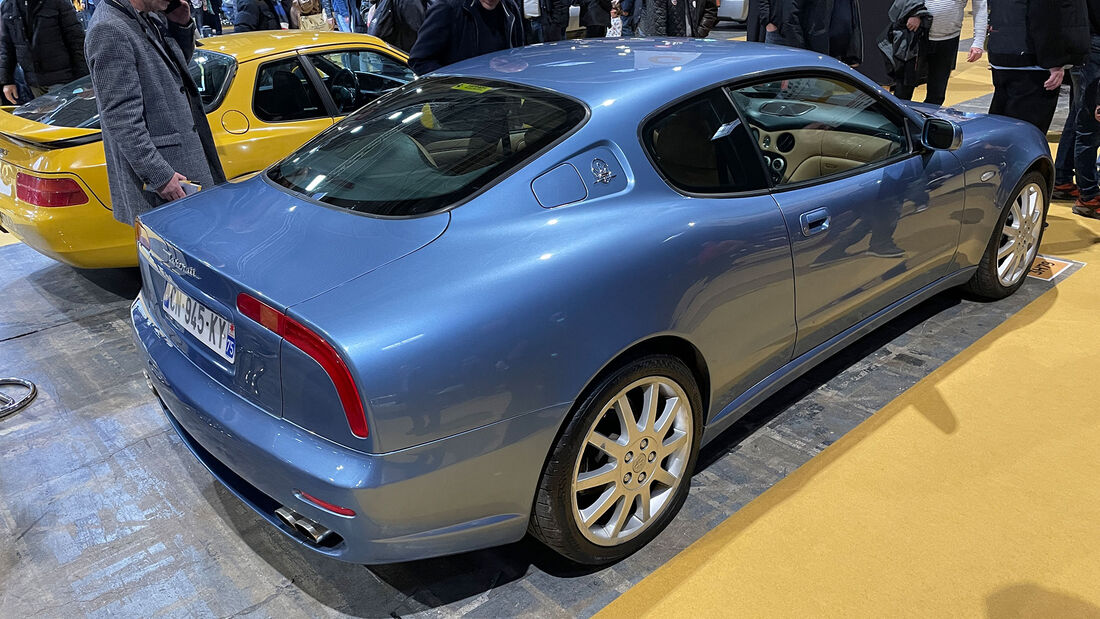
[995,182,1044,287]
[967,172,1049,300]
[530,355,702,564]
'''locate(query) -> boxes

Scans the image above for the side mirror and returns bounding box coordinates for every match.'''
[921,118,963,151]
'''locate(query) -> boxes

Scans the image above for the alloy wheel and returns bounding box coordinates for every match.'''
[570,376,693,546]
[996,182,1044,287]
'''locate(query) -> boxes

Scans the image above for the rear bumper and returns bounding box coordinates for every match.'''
[0,199,135,268]
[130,294,565,564]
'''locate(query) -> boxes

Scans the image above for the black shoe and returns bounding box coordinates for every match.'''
[867,244,905,258]
[1072,205,1100,220]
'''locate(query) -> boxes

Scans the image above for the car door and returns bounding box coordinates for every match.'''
[727,74,966,356]
[301,48,417,120]
[642,88,797,412]
[213,53,337,180]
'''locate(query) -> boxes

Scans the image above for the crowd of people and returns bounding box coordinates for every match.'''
[1,0,1100,221]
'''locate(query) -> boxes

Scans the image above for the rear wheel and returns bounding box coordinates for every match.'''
[966,172,1048,299]
[530,355,702,564]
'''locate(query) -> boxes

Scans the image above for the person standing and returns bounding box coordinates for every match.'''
[84,0,225,224]
[1069,0,1100,217]
[917,0,988,105]
[0,0,88,103]
[234,0,294,30]
[639,0,716,37]
[408,0,524,75]
[329,0,358,31]
[579,0,610,37]
[758,0,862,64]
[615,0,640,36]
[543,0,568,39]
[987,0,1088,135]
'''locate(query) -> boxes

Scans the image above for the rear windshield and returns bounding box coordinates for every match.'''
[267,77,587,217]
[13,50,236,129]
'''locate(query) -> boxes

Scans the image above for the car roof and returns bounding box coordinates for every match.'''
[197,31,404,63]
[433,38,849,106]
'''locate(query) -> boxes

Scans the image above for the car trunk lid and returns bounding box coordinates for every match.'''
[137,176,449,422]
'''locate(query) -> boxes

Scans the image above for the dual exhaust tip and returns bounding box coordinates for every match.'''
[275,506,335,545]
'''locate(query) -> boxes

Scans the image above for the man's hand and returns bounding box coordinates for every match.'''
[1044,67,1065,91]
[765,22,777,32]
[1094,105,1100,123]
[2,84,19,105]
[906,16,921,31]
[966,47,983,62]
[157,172,189,201]
[166,1,192,24]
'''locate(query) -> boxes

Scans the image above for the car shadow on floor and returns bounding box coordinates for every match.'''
[207,290,978,616]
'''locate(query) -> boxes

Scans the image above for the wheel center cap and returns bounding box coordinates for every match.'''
[632,457,646,474]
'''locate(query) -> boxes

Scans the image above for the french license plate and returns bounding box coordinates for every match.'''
[162,281,236,363]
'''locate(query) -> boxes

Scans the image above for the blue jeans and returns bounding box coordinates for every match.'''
[335,12,354,32]
[1073,35,1100,198]
[1055,72,1077,185]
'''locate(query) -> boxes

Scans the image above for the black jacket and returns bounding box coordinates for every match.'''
[234,0,294,31]
[640,0,717,36]
[370,0,426,51]
[988,0,1088,69]
[760,0,862,65]
[0,0,88,88]
[579,0,610,27]
[877,0,930,84]
[408,0,524,75]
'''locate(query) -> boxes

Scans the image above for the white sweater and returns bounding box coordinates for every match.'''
[925,0,987,49]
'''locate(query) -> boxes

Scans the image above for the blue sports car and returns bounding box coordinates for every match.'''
[131,39,1052,565]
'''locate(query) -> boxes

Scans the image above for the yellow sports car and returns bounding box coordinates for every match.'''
[0,31,414,268]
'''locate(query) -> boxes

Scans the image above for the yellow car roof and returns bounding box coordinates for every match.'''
[198,31,405,63]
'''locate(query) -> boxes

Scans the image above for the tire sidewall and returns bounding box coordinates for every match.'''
[980,172,1049,297]
[534,355,704,565]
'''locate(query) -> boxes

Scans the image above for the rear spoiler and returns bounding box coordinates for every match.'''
[0,107,102,150]
[0,129,102,150]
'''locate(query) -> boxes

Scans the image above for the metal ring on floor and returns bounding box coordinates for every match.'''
[0,377,37,419]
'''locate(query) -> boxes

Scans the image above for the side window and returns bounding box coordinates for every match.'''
[728,76,909,186]
[253,57,327,123]
[308,50,417,115]
[643,90,768,194]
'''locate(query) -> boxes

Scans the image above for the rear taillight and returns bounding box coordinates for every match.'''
[16,173,89,207]
[236,293,368,438]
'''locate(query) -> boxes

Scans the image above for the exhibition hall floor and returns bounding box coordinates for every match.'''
[4,28,1100,619]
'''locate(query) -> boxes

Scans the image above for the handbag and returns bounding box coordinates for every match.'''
[293,0,321,14]
[299,11,333,28]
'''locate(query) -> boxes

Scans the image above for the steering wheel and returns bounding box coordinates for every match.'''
[330,68,359,112]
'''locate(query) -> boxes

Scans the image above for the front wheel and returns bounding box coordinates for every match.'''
[529,355,702,565]
[965,172,1048,300]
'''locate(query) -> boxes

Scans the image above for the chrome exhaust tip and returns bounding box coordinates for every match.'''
[275,506,334,545]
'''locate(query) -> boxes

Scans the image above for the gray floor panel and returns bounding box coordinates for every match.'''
[0,241,1078,618]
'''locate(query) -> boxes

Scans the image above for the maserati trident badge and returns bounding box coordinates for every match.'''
[591,158,616,185]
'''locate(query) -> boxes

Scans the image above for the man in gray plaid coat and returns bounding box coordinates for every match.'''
[85,0,226,226]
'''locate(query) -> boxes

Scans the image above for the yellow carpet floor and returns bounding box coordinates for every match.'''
[601,30,1100,619]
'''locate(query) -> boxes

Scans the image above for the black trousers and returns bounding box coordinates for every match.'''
[989,68,1061,135]
[893,36,958,104]
[923,36,959,105]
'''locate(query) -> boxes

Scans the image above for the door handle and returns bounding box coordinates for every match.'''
[800,208,830,237]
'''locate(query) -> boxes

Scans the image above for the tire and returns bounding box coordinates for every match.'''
[965,171,1049,300]
[529,355,703,565]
